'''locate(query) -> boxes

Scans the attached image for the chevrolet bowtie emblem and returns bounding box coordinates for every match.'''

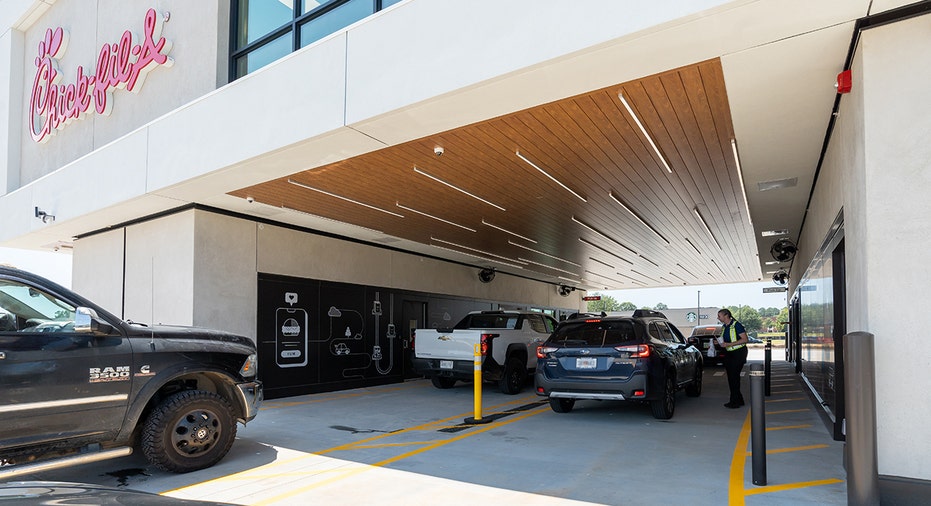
[437,335,451,341]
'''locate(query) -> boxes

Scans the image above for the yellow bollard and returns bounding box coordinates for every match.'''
[465,342,491,424]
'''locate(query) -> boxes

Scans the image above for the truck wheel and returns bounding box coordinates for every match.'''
[549,398,575,413]
[498,356,526,394]
[141,390,236,473]
[431,376,456,389]
[650,372,676,420]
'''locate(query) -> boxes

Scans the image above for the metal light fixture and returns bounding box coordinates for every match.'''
[516,150,587,202]
[288,179,404,218]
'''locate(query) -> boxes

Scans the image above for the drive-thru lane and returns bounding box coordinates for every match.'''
[25,353,846,505]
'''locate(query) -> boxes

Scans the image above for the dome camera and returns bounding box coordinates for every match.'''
[246,196,255,204]
[434,146,444,157]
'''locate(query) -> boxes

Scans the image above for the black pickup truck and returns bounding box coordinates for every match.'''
[0,266,262,477]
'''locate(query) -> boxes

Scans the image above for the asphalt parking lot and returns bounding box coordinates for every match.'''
[24,349,848,505]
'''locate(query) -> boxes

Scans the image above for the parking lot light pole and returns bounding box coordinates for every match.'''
[465,343,491,425]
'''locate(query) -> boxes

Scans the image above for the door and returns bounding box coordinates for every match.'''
[0,277,132,447]
[401,300,426,378]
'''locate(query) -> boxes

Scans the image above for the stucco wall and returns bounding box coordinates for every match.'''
[799,12,931,482]
[859,13,931,481]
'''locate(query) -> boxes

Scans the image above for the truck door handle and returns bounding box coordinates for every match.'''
[0,351,5,360]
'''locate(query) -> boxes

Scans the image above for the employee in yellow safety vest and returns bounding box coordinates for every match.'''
[717,308,749,409]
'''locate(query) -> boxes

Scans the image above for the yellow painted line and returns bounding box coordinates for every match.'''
[766,408,810,415]
[744,478,844,496]
[349,441,435,450]
[769,389,803,394]
[766,424,812,431]
[746,444,828,456]
[254,407,548,505]
[764,397,806,403]
[728,410,752,506]
[260,384,425,409]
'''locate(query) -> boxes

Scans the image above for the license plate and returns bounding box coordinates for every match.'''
[576,357,597,369]
[440,360,453,369]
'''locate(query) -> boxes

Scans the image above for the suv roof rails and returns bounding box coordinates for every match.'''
[632,309,666,318]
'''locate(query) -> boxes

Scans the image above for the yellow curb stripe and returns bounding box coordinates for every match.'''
[766,424,812,431]
[744,478,844,496]
[748,444,828,456]
[766,408,810,415]
[728,410,752,506]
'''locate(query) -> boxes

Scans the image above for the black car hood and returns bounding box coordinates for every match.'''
[123,323,255,350]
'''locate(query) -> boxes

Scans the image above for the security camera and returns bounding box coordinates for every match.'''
[246,196,255,203]
[434,146,444,157]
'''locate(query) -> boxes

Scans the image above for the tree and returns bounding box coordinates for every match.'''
[726,305,763,335]
[586,294,620,312]
[618,301,637,310]
[653,302,668,310]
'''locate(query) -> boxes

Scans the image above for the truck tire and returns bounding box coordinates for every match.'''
[141,390,236,473]
[498,356,526,394]
[431,376,456,389]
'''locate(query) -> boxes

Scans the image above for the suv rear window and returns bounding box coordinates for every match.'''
[548,320,637,347]
[456,314,518,330]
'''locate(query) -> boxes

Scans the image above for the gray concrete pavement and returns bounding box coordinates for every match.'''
[27,351,847,505]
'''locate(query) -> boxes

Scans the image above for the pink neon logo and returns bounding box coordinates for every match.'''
[29,8,174,144]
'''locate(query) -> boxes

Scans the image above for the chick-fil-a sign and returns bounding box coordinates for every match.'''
[29,8,173,144]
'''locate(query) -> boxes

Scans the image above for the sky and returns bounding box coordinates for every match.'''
[594,281,789,311]
[0,246,73,287]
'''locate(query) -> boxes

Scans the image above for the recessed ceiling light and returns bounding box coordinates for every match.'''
[758,178,798,192]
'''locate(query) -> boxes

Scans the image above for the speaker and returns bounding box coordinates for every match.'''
[478,268,496,283]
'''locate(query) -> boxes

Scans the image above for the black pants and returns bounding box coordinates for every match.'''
[723,346,748,404]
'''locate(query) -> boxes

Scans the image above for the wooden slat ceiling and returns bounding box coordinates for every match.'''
[231,58,760,290]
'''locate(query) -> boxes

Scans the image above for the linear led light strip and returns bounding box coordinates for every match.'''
[429,243,525,270]
[584,269,625,285]
[518,257,579,277]
[616,272,647,287]
[578,237,633,265]
[287,179,404,218]
[430,237,526,267]
[630,269,659,284]
[731,139,754,228]
[482,219,537,243]
[618,92,672,174]
[413,167,506,211]
[693,207,722,250]
[710,258,727,277]
[515,150,587,202]
[667,271,688,284]
[676,263,698,279]
[589,257,614,269]
[572,216,637,255]
[397,203,476,232]
[508,240,580,267]
[608,192,669,244]
[281,206,383,235]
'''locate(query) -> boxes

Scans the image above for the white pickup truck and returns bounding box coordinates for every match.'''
[411,310,558,394]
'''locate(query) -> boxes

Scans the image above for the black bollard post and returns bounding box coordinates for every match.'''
[750,363,767,486]
[764,339,772,397]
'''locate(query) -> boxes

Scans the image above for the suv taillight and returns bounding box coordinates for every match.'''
[410,330,415,352]
[537,345,558,359]
[480,333,498,356]
[615,344,650,358]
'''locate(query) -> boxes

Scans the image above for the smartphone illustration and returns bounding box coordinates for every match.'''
[276,307,308,368]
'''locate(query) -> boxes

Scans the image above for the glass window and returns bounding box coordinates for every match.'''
[381,0,404,8]
[527,315,548,334]
[235,32,292,78]
[648,322,664,342]
[0,280,75,333]
[237,0,296,48]
[550,320,636,347]
[301,0,338,15]
[300,0,374,48]
[667,322,686,343]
